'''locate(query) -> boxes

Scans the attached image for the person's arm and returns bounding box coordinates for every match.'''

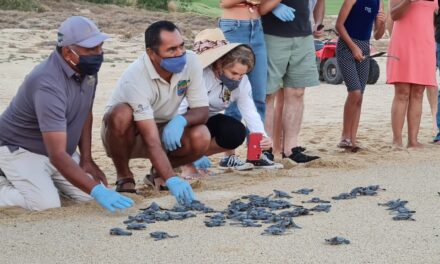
[220,0,245,8]
[136,119,175,181]
[236,79,266,136]
[182,106,209,126]
[78,111,108,186]
[43,131,98,193]
[335,0,364,61]
[313,0,325,26]
[373,0,386,40]
[390,0,416,21]
[259,0,281,15]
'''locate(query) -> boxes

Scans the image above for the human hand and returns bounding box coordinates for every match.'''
[166,176,196,205]
[313,24,324,38]
[193,156,211,169]
[351,45,365,62]
[272,3,296,22]
[376,11,386,24]
[260,136,273,150]
[91,184,134,213]
[162,115,187,151]
[80,159,108,186]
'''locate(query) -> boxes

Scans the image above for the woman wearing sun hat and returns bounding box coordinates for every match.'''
[179,28,282,177]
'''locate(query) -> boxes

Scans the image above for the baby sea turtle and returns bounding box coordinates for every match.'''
[149,231,178,241]
[267,200,292,210]
[126,223,147,230]
[230,219,262,227]
[204,218,226,227]
[169,212,196,220]
[325,236,350,245]
[392,212,416,221]
[140,202,163,212]
[261,225,288,236]
[302,197,330,204]
[276,217,302,229]
[273,189,293,199]
[332,192,356,200]
[389,207,416,215]
[110,227,132,236]
[378,199,408,208]
[310,204,332,213]
[292,188,314,195]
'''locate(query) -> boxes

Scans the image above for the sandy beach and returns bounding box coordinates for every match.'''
[1,2,440,264]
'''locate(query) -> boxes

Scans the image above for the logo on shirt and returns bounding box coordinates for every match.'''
[365,7,372,13]
[176,79,190,96]
[135,104,149,114]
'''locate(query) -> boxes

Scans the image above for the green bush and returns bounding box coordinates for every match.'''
[83,0,131,5]
[137,0,167,10]
[0,0,44,11]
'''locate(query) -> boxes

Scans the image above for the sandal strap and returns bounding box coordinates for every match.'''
[115,177,136,186]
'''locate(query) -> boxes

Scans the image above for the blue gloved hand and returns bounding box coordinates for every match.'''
[193,156,211,170]
[272,3,296,22]
[91,184,134,213]
[166,176,196,205]
[162,115,187,151]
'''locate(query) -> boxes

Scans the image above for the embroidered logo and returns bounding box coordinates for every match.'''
[176,79,190,96]
[365,7,372,13]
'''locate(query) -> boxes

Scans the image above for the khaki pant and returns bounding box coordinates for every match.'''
[0,146,92,211]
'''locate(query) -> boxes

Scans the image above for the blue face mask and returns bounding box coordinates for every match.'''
[160,53,187,73]
[219,74,241,91]
[71,49,104,76]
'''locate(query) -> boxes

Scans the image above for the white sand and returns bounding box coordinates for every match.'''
[1,16,440,264]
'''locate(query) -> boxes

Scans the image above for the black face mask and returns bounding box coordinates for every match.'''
[70,49,104,76]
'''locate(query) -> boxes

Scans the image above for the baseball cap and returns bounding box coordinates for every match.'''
[57,16,109,48]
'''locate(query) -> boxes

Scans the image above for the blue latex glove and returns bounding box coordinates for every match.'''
[272,3,296,22]
[162,115,187,151]
[91,184,134,213]
[166,176,196,205]
[193,156,211,169]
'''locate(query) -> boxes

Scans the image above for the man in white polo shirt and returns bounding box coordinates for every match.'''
[102,21,210,205]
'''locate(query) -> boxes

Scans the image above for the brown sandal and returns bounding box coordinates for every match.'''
[115,177,137,193]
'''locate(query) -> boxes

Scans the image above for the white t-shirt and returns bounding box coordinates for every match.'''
[179,67,266,135]
[105,51,208,123]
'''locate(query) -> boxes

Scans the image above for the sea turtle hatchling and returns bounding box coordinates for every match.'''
[149,231,179,241]
[302,197,330,204]
[332,192,356,200]
[273,189,293,199]
[392,212,416,221]
[126,223,147,230]
[110,228,132,236]
[230,219,262,227]
[325,236,350,245]
[204,218,226,227]
[310,204,332,213]
[291,188,314,195]
[261,225,288,236]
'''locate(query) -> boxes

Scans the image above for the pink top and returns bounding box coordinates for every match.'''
[386,1,437,87]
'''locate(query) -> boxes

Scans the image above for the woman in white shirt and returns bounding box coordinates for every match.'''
[180,28,282,175]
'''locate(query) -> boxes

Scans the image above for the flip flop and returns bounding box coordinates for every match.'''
[337,139,353,149]
[115,177,137,193]
[143,170,168,191]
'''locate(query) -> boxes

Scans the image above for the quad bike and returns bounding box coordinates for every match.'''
[315,29,381,85]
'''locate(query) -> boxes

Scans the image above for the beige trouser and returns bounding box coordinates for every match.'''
[0,146,92,211]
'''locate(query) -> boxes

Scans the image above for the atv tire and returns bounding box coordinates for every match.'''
[367,58,380,85]
[322,58,343,85]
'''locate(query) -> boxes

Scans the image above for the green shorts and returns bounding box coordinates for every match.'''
[265,34,320,94]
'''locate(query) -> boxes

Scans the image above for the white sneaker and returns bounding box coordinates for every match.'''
[247,151,284,169]
[218,155,254,171]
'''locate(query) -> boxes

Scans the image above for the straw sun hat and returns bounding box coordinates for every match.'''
[193,28,247,68]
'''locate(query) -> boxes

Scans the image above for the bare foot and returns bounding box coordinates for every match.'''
[180,164,209,180]
[407,142,424,149]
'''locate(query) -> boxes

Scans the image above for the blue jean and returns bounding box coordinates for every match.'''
[435,42,440,141]
[219,18,267,122]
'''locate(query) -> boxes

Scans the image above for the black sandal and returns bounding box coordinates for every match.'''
[115,177,137,193]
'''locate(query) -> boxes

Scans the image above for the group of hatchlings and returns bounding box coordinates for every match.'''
[109,186,431,245]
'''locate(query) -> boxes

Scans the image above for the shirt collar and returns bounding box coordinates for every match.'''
[54,50,80,80]
[143,53,161,80]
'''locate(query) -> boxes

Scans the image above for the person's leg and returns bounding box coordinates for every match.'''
[349,92,363,146]
[341,90,363,146]
[102,103,137,190]
[50,152,92,202]
[282,87,305,155]
[0,147,60,211]
[426,86,438,135]
[391,83,411,147]
[407,84,426,148]
[273,90,284,155]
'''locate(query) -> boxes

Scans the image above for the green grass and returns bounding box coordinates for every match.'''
[0,0,45,11]
[189,0,221,17]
